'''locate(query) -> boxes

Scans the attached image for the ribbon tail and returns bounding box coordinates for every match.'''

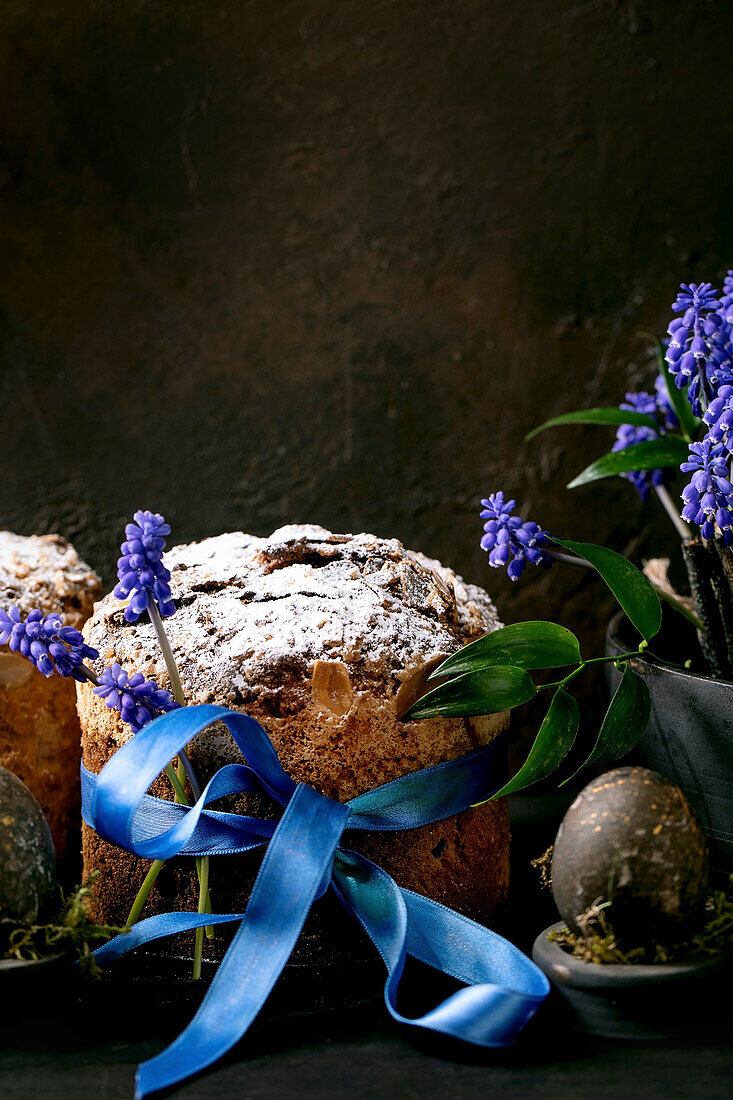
[92,912,246,967]
[332,850,549,1050]
[135,784,351,1099]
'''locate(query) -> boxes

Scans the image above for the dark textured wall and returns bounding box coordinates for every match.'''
[2,1,733,697]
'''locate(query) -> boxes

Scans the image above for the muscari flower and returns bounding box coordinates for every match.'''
[703,384,733,452]
[665,282,733,415]
[0,607,99,680]
[720,270,733,324]
[681,437,733,544]
[612,391,670,501]
[93,663,179,734]
[114,510,176,623]
[479,492,552,581]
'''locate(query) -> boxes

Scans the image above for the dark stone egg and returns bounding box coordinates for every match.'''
[551,766,709,944]
[0,766,56,924]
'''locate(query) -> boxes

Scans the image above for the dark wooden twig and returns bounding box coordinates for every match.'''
[714,538,733,596]
[711,539,733,669]
[681,538,733,680]
[708,555,733,673]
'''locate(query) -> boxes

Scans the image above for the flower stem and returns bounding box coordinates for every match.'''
[545,549,594,570]
[148,600,186,708]
[121,778,208,937]
[547,545,700,630]
[79,665,182,929]
[178,749,201,799]
[164,763,188,804]
[148,600,188,791]
[126,860,165,929]
[80,662,195,796]
[540,650,641,692]
[192,854,210,982]
[80,644,213,956]
[147,598,214,968]
[654,484,691,541]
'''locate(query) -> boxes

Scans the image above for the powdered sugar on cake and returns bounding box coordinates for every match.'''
[82,526,500,714]
[0,531,100,630]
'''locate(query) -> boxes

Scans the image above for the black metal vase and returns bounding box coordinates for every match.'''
[606,611,733,872]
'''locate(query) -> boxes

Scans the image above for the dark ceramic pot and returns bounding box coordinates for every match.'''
[0,953,66,988]
[606,611,733,872]
[532,922,728,1040]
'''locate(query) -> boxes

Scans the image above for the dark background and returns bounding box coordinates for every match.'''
[2,0,733,722]
[1,13,732,1096]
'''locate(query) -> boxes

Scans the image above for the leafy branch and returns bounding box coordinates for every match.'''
[403,538,659,799]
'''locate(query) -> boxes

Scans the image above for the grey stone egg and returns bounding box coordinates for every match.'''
[551,766,709,944]
[0,766,56,924]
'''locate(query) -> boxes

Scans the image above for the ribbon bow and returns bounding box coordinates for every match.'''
[81,704,549,1098]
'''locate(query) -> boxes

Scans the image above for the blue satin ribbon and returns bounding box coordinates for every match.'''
[82,704,549,1098]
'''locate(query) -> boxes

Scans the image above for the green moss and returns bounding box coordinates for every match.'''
[548,877,733,965]
[531,844,554,890]
[1,872,125,977]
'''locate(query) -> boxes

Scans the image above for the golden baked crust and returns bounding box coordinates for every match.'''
[0,532,101,857]
[0,532,100,630]
[78,525,510,936]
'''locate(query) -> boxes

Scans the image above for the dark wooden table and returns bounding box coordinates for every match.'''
[2,994,730,1100]
[2,793,730,1099]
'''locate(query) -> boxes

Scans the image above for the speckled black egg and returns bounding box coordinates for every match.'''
[0,766,56,924]
[551,767,709,944]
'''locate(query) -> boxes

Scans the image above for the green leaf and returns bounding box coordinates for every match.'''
[483,688,580,801]
[429,621,581,680]
[645,334,701,442]
[403,665,536,721]
[550,536,661,642]
[567,437,691,489]
[526,407,659,441]
[661,361,700,442]
[562,665,650,785]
